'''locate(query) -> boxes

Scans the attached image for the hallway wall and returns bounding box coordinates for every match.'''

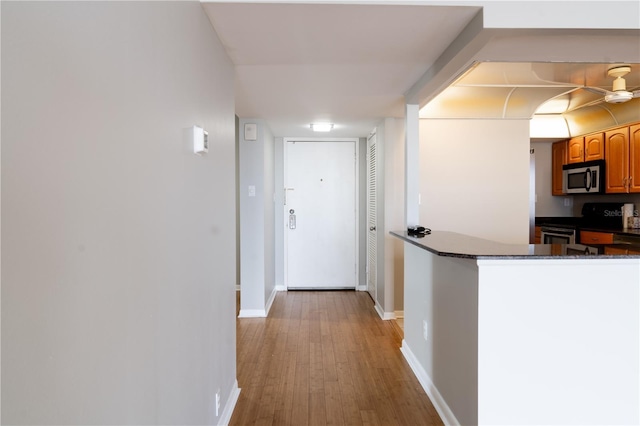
[1,2,237,424]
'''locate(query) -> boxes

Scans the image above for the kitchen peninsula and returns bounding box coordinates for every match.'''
[392,230,640,426]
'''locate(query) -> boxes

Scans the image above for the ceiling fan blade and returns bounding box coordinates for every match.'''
[583,86,611,96]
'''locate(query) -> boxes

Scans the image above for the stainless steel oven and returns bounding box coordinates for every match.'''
[540,226,576,244]
[564,244,600,255]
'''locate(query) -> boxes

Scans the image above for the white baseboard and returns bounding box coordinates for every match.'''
[238,288,278,318]
[400,340,459,426]
[374,303,396,320]
[265,287,277,316]
[357,285,367,291]
[237,309,266,318]
[394,310,404,319]
[275,284,287,291]
[218,380,241,426]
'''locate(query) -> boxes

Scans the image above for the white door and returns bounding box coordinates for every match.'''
[284,140,357,289]
[366,132,377,299]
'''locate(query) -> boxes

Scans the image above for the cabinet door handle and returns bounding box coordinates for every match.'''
[630,176,633,191]
[623,177,628,191]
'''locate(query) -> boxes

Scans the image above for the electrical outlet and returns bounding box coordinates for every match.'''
[215,389,221,417]
[564,197,573,207]
[422,320,428,341]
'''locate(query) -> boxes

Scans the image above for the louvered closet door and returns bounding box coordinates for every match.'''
[366,132,377,299]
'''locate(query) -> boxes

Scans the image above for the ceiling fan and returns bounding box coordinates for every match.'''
[584,65,640,104]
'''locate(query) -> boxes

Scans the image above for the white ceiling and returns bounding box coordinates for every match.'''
[203,2,480,137]
[202,2,640,138]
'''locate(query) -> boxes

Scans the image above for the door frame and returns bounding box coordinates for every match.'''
[282,137,360,290]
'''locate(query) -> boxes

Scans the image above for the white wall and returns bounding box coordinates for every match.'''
[478,258,640,425]
[1,2,237,424]
[383,119,406,315]
[263,126,276,305]
[372,118,406,318]
[419,119,530,244]
[239,119,276,316]
[531,141,573,217]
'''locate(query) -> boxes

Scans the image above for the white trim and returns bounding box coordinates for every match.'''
[400,340,460,426]
[394,310,404,319]
[218,380,241,426]
[374,303,396,320]
[237,309,266,318]
[275,284,287,291]
[265,287,277,316]
[282,137,360,290]
[357,284,367,291]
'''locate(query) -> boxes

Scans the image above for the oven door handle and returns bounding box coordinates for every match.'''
[541,227,575,236]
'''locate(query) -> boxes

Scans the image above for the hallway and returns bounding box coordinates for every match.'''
[230,291,443,425]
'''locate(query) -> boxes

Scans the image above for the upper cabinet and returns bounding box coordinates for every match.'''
[630,124,640,192]
[605,126,632,193]
[549,122,639,196]
[567,137,584,163]
[584,132,605,162]
[552,140,567,195]
[568,132,604,164]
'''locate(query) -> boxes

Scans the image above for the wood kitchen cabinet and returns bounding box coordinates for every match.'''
[568,137,584,163]
[580,230,614,244]
[629,124,640,192]
[534,226,541,244]
[585,132,605,161]
[605,246,640,255]
[568,133,604,164]
[604,246,630,255]
[604,125,640,193]
[551,140,567,195]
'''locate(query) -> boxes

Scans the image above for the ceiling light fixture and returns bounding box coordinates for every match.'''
[310,123,333,132]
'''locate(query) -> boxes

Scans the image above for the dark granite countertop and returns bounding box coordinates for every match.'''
[390,230,640,260]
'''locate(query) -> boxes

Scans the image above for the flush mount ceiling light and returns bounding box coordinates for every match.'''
[310,123,334,132]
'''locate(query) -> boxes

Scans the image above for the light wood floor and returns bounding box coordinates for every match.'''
[230,290,443,426]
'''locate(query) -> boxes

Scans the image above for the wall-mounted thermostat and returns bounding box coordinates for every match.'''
[244,123,257,141]
[192,125,208,155]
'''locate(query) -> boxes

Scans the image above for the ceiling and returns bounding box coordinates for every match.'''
[202,2,480,137]
[202,2,640,138]
[421,61,640,119]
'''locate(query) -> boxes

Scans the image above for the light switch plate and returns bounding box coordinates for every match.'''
[244,123,257,141]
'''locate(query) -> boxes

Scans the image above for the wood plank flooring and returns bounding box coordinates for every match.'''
[230,291,443,426]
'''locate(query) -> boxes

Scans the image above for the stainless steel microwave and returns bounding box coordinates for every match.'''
[562,160,605,194]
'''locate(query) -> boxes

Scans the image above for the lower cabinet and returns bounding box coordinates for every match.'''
[604,246,630,255]
[605,246,640,255]
[580,230,614,244]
